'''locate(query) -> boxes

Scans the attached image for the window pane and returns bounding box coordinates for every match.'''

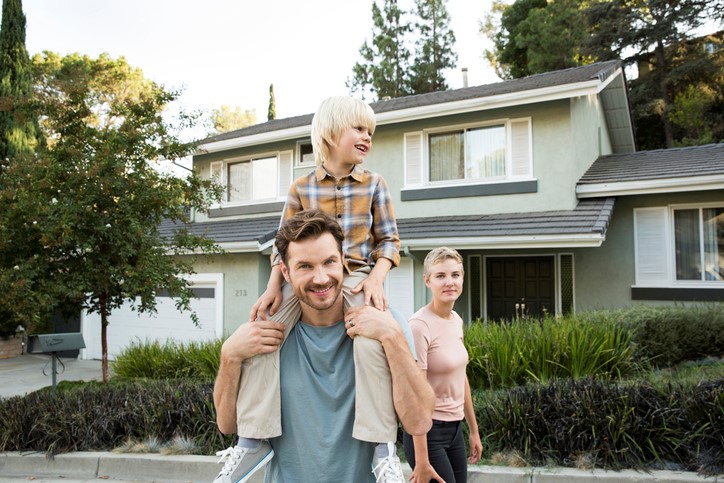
[252,157,277,200]
[228,162,250,202]
[467,125,506,179]
[674,209,701,280]
[429,131,464,182]
[703,207,724,281]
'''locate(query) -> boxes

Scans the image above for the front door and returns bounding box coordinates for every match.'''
[486,256,555,321]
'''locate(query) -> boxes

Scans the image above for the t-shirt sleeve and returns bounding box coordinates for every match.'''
[389,307,417,360]
[408,317,431,370]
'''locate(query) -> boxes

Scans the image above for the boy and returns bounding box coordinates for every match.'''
[214,96,403,483]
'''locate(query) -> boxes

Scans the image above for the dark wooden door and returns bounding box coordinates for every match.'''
[486,256,555,321]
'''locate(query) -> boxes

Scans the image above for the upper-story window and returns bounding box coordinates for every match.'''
[404,117,532,190]
[210,150,292,206]
[634,203,724,286]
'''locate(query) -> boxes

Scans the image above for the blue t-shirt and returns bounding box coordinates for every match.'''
[264,312,415,483]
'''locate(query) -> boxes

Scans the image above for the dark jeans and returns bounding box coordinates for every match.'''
[403,419,467,483]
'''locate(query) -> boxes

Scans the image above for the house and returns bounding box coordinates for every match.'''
[79,60,724,359]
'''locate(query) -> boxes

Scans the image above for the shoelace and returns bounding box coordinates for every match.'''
[215,446,244,477]
[372,455,404,483]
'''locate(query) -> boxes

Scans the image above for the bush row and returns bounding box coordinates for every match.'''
[0,379,234,456]
[474,377,724,475]
[2,376,721,475]
[464,304,724,389]
[112,339,221,381]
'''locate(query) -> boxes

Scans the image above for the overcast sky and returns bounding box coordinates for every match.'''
[24,0,501,127]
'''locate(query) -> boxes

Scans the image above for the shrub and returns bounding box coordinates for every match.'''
[0,379,234,456]
[112,339,222,381]
[475,378,724,475]
[465,314,638,389]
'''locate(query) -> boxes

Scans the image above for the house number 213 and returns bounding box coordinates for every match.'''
[235,289,248,297]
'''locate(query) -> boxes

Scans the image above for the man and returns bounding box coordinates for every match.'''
[214,209,435,482]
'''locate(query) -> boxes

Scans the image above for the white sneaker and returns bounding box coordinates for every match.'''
[371,442,404,483]
[213,441,274,483]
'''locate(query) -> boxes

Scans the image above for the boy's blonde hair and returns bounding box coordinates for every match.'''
[311,96,376,165]
[423,246,464,277]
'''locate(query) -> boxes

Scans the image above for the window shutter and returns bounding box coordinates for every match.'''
[278,150,293,198]
[634,207,670,285]
[404,132,423,186]
[210,161,223,182]
[559,254,574,315]
[510,118,531,178]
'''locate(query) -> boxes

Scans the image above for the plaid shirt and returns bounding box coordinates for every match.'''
[272,165,400,273]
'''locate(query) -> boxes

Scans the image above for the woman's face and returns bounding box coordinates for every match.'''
[424,258,464,304]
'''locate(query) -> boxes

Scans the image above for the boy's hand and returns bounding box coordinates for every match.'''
[250,285,283,321]
[221,319,286,363]
[351,274,388,310]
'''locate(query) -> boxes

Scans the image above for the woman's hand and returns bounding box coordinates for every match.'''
[468,431,483,464]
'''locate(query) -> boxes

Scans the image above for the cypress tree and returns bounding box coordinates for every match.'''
[0,0,40,160]
[268,83,276,121]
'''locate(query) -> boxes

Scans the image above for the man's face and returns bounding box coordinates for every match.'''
[280,233,344,312]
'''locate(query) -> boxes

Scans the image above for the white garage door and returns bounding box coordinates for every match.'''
[80,273,223,360]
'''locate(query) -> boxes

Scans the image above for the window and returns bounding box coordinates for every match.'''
[210,151,292,206]
[297,141,315,167]
[404,118,532,189]
[634,204,724,286]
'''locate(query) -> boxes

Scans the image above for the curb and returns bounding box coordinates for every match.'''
[0,452,719,483]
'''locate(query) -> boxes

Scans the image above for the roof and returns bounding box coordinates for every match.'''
[577,143,724,197]
[200,60,627,150]
[167,198,615,253]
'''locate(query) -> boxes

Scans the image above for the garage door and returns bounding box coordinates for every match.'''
[80,273,223,360]
[385,258,414,320]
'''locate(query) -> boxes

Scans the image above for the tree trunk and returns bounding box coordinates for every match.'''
[100,291,109,383]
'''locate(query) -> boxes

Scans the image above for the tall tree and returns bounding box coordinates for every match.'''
[0,0,40,159]
[267,83,276,121]
[347,0,412,100]
[409,0,457,93]
[0,52,222,381]
[586,0,724,148]
[209,104,256,134]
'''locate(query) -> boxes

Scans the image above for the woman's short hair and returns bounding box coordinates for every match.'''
[311,96,376,165]
[423,247,464,276]
[275,209,344,264]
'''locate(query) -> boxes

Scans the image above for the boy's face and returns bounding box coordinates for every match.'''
[329,125,373,168]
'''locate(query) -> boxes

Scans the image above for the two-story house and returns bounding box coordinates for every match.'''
[79,60,724,360]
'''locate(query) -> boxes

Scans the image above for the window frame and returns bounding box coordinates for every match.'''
[634,202,724,288]
[209,150,291,208]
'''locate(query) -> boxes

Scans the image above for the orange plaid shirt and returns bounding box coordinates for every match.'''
[272,165,400,273]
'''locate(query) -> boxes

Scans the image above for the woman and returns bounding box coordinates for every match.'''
[403,247,483,483]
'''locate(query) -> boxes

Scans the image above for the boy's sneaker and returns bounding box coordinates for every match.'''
[371,442,404,483]
[213,441,274,483]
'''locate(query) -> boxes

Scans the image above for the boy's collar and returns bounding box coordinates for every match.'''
[316,164,364,182]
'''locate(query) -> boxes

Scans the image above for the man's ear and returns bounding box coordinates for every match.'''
[280,260,291,283]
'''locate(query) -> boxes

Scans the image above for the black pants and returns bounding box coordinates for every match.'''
[403,419,467,483]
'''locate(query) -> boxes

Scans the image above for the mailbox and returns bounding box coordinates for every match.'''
[27,332,86,354]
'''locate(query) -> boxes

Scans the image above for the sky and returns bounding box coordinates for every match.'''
[23,0,501,130]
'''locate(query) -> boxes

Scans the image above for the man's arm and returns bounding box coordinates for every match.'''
[213,319,286,434]
[345,305,434,436]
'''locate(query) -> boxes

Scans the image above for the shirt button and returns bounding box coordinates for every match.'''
[336,186,341,190]
[337,214,342,218]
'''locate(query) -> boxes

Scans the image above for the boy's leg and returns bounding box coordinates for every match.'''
[235,281,300,438]
[343,269,398,443]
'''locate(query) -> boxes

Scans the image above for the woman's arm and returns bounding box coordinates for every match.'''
[463,375,483,463]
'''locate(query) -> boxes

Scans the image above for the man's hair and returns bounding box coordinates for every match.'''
[311,95,376,165]
[275,209,345,264]
[423,246,464,276]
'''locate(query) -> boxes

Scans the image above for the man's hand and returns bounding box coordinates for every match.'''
[408,461,446,483]
[221,319,286,363]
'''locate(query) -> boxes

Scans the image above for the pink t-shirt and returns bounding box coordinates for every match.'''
[408,305,469,421]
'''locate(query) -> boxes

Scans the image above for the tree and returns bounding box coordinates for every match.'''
[347,0,412,100]
[0,52,222,381]
[209,105,256,134]
[267,83,276,121]
[586,0,724,148]
[409,0,457,93]
[0,0,41,159]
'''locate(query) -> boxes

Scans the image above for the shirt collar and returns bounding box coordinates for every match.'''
[316,164,365,182]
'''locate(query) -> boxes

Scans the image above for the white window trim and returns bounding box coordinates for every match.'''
[295,140,315,168]
[410,117,533,190]
[211,150,292,208]
[634,202,724,288]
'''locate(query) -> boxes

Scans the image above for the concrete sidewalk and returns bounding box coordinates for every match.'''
[0,353,104,399]
[0,451,717,483]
